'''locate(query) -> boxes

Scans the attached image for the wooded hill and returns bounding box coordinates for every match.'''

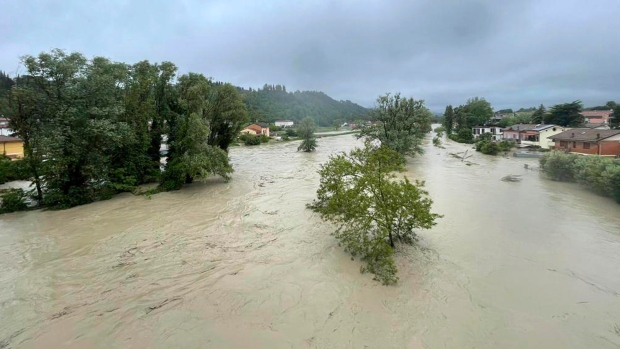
[217,83,370,126]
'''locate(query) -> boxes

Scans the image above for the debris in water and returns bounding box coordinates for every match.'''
[501,175,522,182]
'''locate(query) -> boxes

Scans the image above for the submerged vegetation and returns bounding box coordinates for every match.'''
[2,49,248,210]
[297,117,317,152]
[540,151,620,203]
[310,93,440,284]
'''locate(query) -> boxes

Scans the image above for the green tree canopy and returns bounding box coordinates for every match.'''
[359,93,432,156]
[544,101,584,127]
[297,117,317,152]
[308,143,441,284]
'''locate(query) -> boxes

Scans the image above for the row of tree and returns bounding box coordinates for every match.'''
[309,93,440,285]
[3,49,248,209]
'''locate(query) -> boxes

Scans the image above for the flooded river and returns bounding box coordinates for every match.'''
[1,132,620,348]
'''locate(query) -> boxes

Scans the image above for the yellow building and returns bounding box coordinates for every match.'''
[0,135,24,159]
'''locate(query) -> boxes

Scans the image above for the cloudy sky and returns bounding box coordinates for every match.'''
[1,0,619,111]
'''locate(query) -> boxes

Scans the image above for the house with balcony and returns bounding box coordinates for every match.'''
[240,122,270,137]
[550,129,620,156]
[502,124,566,149]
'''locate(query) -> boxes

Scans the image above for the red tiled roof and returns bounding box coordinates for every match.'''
[549,129,620,142]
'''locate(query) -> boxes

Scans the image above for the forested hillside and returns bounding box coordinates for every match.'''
[232,84,370,126]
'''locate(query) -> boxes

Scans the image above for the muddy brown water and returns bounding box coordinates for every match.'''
[1,132,620,348]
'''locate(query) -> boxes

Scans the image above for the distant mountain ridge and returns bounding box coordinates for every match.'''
[222,83,371,126]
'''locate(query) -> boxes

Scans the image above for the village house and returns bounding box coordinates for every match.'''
[240,123,270,137]
[274,120,294,128]
[580,110,613,124]
[502,124,566,149]
[0,135,24,159]
[550,129,620,157]
[472,126,503,141]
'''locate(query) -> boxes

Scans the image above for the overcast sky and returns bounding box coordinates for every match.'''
[2,0,619,111]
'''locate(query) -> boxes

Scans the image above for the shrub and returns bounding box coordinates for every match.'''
[259,134,270,143]
[449,128,474,144]
[243,136,261,146]
[285,129,299,137]
[0,188,29,213]
[602,163,620,203]
[573,156,611,194]
[0,157,30,184]
[539,151,578,181]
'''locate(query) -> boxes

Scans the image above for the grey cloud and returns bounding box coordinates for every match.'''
[1,0,619,111]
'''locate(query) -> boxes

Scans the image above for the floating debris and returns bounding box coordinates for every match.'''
[501,174,522,182]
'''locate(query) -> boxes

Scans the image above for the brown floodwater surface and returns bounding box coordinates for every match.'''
[1,132,620,348]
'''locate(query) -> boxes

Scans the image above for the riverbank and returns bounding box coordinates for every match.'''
[1,135,619,348]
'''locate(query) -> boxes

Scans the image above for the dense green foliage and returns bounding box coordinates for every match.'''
[531,104,546,124]
[475,139,513,155]
[0,71,14,117]
[308,143,440,284]
[240,134,261,146]
[612,105,620,129]
[3,49,246,210]
[297,117,317,152]
[358,93,433,156]
[442,105,454,134]
[540,152,620,203]
[240,84,369,127]
[543,101,584,127]
[498,112,533,127]
[448,128,474,144]
[0,157,29,184]
[0,188,28,213]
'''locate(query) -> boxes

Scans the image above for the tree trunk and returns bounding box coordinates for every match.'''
[185,174,193,184]
[389,232,395,248]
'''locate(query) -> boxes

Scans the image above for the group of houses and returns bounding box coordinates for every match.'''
[472,110,620,157]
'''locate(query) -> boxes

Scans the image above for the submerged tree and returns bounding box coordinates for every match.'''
[358,93,433,156]
[297,117,317,152]
[308,143,441,284]
[443,105,455,134]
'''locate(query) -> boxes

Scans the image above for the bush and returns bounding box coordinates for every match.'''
[448,128,474,144]
[541,152,620,204]
[270,125,282,132]
[0,188,29,213]
[0,157,30,184]
[285,129,299,137]
[539,151,579,181]
[498,140,514,152]
[475,140,500,155]
[243,135,261,146]
[259,134,270,143]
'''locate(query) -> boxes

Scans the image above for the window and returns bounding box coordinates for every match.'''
[583,142,590,149]
[560,141,568,147]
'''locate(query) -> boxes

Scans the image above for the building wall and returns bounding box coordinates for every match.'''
[1,141,24,158]
[600,139,620,156]
[0,128,13,136]
[503,130,519,140]
[538,127,566,149]
[274,121,294,127]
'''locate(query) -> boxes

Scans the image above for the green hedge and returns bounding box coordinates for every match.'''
[540,151,620,203]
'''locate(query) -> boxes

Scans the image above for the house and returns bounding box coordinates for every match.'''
[0,135,24,159]
[472,126,503,141]
[0,117,13,136]
[580,110,612,124]
[502,124,566,149]
[241,123,270,137]
[550,129,620,156]
[274,120,294,128]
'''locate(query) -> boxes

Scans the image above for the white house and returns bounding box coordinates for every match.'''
[274,120,294,128]
[472,125,503,141]
[502,124,567,149]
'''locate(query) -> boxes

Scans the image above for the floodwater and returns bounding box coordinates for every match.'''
[1,131,620,348]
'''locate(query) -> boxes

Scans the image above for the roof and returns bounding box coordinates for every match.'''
[581,110,612,118]
[503,124,556,132]
[0,135,21,142]
[550,129,620,142]
[583,123,610,129]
